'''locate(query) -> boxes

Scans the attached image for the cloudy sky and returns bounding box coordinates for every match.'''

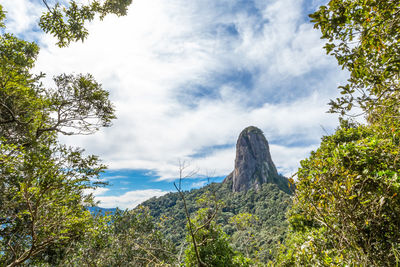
[2,0,348,209]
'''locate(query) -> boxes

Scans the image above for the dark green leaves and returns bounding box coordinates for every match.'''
[58,207,177,266]
[279,122,400,265]
[44,73,116,136]
[0,4,118,265]
[39,0,133,47]
[310,0,400,125]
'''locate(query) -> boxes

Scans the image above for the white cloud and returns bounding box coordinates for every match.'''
[104,175,128,180]
[83,187,110,197]
[1,0,44,37]
[191,180,208,188]
[95,189,168,209]
[3,0,347,183]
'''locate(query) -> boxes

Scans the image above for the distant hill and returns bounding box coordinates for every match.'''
[87,206,117,215]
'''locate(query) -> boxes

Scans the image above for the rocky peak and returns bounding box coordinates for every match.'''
[224,126,290,193]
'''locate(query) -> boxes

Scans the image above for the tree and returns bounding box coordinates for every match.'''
[59,207,177,266]
[183,194,251,267]
[142,176,292,264]
[171,162,251,267]
[310,0,400,126]
[0,140,107,267]
[0,1,133,264]
[277,1,400,265]
[278,121,400,265]
[229,213,258,259]
[40,0,133,47]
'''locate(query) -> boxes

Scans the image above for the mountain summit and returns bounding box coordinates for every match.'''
[141,126,292,258]
[224,126,290,193]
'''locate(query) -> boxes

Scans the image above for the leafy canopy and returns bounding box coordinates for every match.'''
[59,207,176,266]
[40,0,133,47]
[278,1,400,265]
[0,1,132,265]
[310,0,400,125]
[278,121,400,265]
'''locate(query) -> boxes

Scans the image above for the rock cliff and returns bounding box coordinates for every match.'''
[224,126,290,193]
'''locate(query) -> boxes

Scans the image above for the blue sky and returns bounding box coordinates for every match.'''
[2,0,348,208]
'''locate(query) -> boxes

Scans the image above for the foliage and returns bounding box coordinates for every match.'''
[275,221,343,266]
[229,213,258,258]
[0,5,115,146]
[278,121,400,266]
[184,206,251,267]
[0,140,106,267]
[142,181,292,264]
[276,1,400,266]
[0,3,120,265]
[171,177,252,267]
[40,0,133,47]
[310,0,400,125]
[59,206,177,266]
[229,212,258,232]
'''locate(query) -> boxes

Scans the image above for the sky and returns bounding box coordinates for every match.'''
[2,0,348,209]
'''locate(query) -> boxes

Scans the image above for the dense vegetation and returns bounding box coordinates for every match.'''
[54,206,177,266]
[0,1,132,266]
[142,181,292,263]
[277,0,400,266]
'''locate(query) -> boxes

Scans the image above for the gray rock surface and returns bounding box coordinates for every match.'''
[224,126,290,193]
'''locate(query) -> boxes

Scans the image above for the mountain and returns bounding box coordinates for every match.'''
[224,126,291,193]
[141,126,293,262]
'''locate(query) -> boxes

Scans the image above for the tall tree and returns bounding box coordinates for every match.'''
[182,192,251,267]
[310,0,400,126]
[278,1,400,265]
[0,0,132,265]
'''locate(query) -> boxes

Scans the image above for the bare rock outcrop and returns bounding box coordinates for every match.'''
[223,126,290,193]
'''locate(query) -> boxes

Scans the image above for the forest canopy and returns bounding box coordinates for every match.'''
[278,0,400,266]
[0,1,131,266]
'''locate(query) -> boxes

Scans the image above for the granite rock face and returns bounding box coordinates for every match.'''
[224,126,290,193]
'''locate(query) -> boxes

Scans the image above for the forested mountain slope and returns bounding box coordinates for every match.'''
[142,126,293,262]
[143,180,291,261]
